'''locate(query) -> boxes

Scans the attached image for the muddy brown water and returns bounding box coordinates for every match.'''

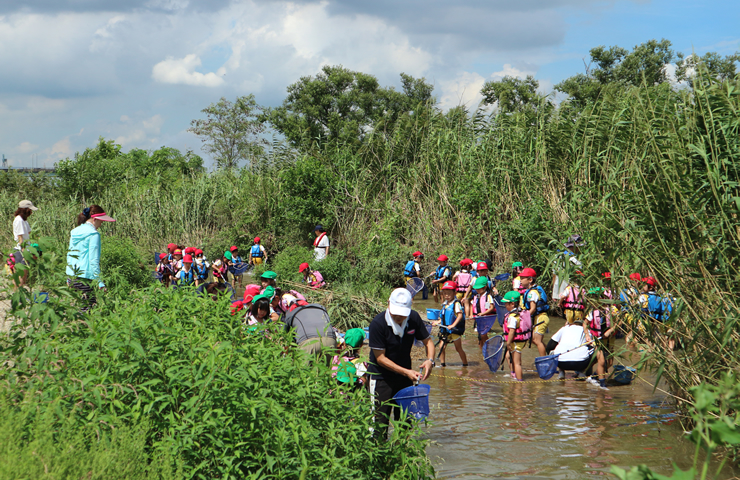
[411,297,738,479]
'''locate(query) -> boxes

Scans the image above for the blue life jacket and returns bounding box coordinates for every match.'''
[193,263,208,280]
[522,285,549,314]
[643,292,664,322]
[434,265,450,281]
[403,260,418,277]
[662,295,675,321]
[178,268,195,285]
[251,244,263,258]
[441,299,465,335]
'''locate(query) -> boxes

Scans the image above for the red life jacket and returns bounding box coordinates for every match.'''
[563,285,585,310]
[588,309,611,338]
[503,310,532,342]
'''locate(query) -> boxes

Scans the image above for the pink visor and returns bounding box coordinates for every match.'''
[91,212,116,222]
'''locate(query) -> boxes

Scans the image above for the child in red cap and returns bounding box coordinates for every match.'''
[403,251,423,284]
[452,259,474,302]
[229,246,245,289]
[299,262,325,289]
[175,254,195,286]
[156,253,173,286]
[429,254,451,304]
[431,281,468,367]
[519,267,551,357]
[249,237,267,266]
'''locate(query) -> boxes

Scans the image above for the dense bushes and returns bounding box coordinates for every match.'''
[0,270,433,479]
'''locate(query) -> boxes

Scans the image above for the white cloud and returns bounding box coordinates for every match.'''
[49,137,72,158]
[152,54,225,87]
[14,142,39,154]
[114,114,164,146]
[438,64,539,110]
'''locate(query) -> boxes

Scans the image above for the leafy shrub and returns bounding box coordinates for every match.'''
[0,277,434,479]
[100,235,152,294]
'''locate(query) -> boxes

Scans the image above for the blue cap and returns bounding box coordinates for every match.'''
[314,225,323,231]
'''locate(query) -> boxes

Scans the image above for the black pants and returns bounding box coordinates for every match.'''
[368,377,412,440]
[67,278,96,312]
[558,355,594,374]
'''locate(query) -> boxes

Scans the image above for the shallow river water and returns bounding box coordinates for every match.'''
[411,297,738,479]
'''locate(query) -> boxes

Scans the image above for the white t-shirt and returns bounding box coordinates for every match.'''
[314,234,330,261]
[550,324,590,362]
[552,252,582,300]
[13,215,30,248]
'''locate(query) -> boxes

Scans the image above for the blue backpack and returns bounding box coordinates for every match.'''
[662,295,675,321]
[522,285,550,314]
[644,292,664,322]
[403,260,418,277]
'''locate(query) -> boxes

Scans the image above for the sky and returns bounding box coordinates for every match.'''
[0,0,738,168]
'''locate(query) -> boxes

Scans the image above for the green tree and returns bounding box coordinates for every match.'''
[480,75,544,112]
[188,95,268,169]
[556,38,675,107]
[675,51,740,86]
[266,65,434,152]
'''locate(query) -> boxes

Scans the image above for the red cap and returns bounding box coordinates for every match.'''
[174,249,182,255]
[159,253,168,260]
[184,247,195,254]
[460,258,473,266]
[602,272,611,279]
[441,281,457,290]
[230,246,239,252]
[167,243,176,251]
[643,276,657,287]
[243,284,261,302]
[254,237,261,243]
[298,262,310,273]
[412,251,423,258]
[629,273,642,282]
[194,249,203,255]
[476,261,489,271]
[437,254,449,262]
[520,267,537,277]
[183,254,193,263]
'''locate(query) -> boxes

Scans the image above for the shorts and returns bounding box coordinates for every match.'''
[252,257,263,265]
[564,309,584,325]
[12,251,26,265]
[439,333,462,343]
[532,313,549,335]
[511,341,526,353]
[298,336,338,356]
[455,292,465,300]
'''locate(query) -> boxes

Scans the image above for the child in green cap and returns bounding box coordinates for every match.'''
[511,262,525,294]
[260,270,277,291]
[502,290,529,381]
[332,328,368,388]
[471,275,496,348]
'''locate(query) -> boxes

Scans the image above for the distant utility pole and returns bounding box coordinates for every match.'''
[1,154,7,169]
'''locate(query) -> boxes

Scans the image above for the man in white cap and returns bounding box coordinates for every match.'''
[366,288,434,439]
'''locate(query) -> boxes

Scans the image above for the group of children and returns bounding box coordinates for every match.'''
[406,252,675,388]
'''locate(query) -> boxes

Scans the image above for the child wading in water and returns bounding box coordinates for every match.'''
[585,287,614,389]
[432,281,468,367]
[403,251,423,284]
[559,275,586,325]
[519,268,550,357]
[429,255,452,304]
[452,259,473,301]
[299,262,326,289]
[249,237,267,266]
[511,262,525,294]
[230,246,245,289]
[471,276,496,348]
[502,290,530,381]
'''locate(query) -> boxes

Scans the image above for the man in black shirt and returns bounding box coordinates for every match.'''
[367,288,435,439]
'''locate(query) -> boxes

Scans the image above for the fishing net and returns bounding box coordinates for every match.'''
[534,354,559,380]
[475,315,498,335]
[612,365,636,385]
[414,323,434,348]
[229,263,251,275]
[493,272,511,283]
[494,296,507,326]
[426,308,441,320]
[154,252,162,264]
[394,384,431,421]
[482,335,505,373]
[405,277,425,297]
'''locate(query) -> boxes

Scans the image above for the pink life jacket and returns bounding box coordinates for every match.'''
[503,310,532,342]
[472,292,492,315]
[456,272,472,292]
[588,309,611,338]
[563,285,585,310]
[310,270,326,288]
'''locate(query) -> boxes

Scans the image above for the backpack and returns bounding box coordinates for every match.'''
[522,285,550,314]
[644,292,664,322]
[403,260,418,277]
[284,303,335,344]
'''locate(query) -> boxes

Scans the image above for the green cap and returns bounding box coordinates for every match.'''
[30,243,42,253]
[512,261,523,268]
[252,294,268,304]
[263,286,275,300]
[335,361,358,385]
[588,287,604,295]
[224,251,233,261]
[473,276,489,289]
[261,270,278,280]
[501,291,521,303]
[344,328,366,349]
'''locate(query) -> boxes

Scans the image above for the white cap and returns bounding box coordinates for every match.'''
[388,288,412,317]
[18,200,38,211]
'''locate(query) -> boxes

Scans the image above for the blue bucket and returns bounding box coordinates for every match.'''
[475,315,498,336]
[414,323,434,348]
[482,335,505,373]
[613,365,636,385]
[426,309,441,321]
[534,354,559,380]
[394,384,431,421]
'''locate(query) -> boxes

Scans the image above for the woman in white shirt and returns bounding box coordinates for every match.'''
[547,320,594,379]
[313,225,330,261]
[11,200,39,287]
